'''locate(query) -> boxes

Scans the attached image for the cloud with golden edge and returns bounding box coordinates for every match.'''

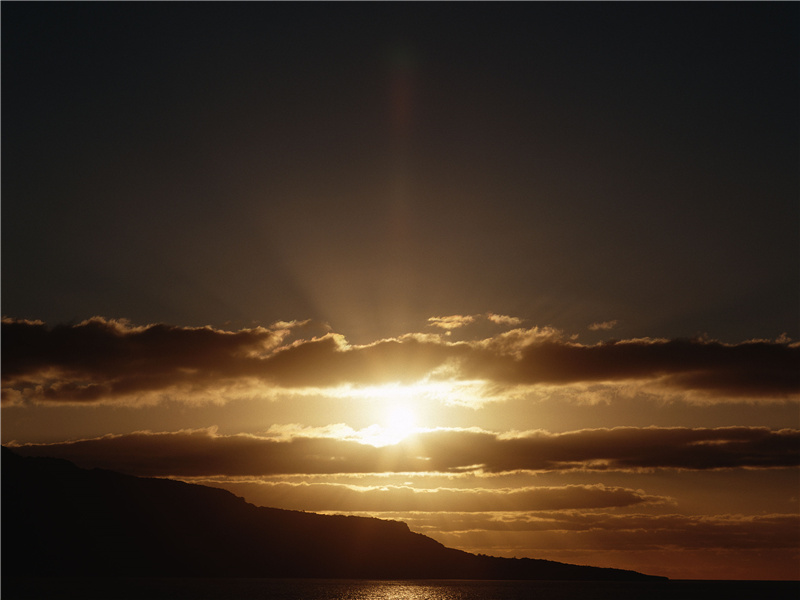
[7,426,798,476]
[588,320,618,331]
[2,317,798,405]
[427,315,478,330]
[487,314,523,327]
[174,479,667,513]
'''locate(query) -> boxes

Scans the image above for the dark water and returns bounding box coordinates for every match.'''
[3,577,798,600]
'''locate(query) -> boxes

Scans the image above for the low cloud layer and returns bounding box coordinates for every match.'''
[352,511,800,551]
[3,317,798,405]
[8,425,798,476]
[186,480,664,513]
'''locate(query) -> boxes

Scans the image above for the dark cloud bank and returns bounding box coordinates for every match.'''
[8,426,798,476]
[3,317,798,404]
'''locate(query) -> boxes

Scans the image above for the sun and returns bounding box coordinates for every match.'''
[382,404,418,445]
[328,380,488,446]
[350,383,426,446]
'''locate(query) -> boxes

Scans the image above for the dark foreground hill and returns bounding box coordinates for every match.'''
[2,447,664,581]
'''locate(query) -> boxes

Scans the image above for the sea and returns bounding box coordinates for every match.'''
[3,577,798,600]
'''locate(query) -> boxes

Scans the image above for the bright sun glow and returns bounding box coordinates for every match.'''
[352,383,425,447]
[329,379,490,407]
[382,404,418,445]
[319,380,491,446]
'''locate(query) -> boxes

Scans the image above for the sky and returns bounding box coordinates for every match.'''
[2,2,799,581]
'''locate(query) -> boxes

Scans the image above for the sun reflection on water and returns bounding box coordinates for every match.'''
[325,580,492,600]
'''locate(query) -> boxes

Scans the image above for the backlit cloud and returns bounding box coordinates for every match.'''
[486,314,523,327]
[427,315,477,330]
[8,426,797,476]
[184,480,664,513]
[589,320,618,331]
[2,317,798,405]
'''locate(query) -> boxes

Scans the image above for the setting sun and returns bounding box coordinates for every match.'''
[351,383,424,446]
[382,404,418,445]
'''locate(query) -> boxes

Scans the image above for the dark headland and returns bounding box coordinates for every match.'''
[2,447,664,582]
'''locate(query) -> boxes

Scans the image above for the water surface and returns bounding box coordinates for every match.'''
[4,577,797,600]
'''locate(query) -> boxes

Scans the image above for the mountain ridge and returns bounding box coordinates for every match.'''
[1,447,665,581]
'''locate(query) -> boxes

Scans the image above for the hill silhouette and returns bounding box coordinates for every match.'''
[2,447,664,581]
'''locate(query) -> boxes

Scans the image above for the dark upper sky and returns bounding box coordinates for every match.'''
[3,2,798,343]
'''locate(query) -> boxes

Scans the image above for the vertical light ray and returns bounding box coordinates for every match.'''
[381,42,419,332]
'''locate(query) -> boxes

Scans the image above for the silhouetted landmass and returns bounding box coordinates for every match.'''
[2,447,664,581]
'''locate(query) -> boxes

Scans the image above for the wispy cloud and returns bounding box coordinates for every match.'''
[427,315,477,330]
[487,314,523,327]
[9,426,798,476]
[588,320,618,331]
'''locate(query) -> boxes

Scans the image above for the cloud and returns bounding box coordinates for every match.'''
[1,318,465,404]
[486,314,523,327]
[459,336,800,400]
[327,510,800,579]
[427,315,477,330]
[588,320,618,331]
[8,426,798,476]
[350,511,800,550]
[421,513,800,557]
[1,317,285,404]
[5,428,422,476]
[3,317,798,405]
[181,480,664,513]
[408,426,800,473]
